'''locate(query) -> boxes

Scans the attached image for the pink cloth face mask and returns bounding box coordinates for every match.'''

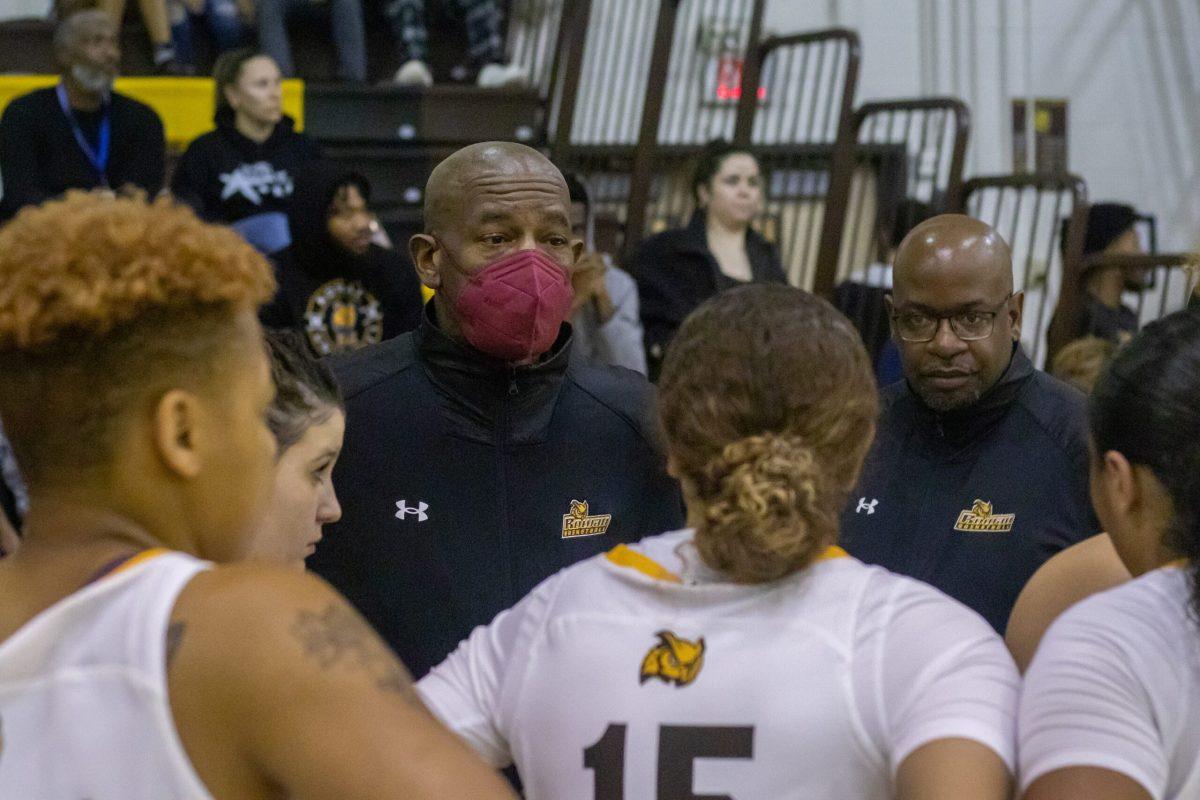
[442,245,574,362]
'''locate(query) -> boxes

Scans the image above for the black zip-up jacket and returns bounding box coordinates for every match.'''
[631,209,786,379]
[309,309,684,677]
[0,87,164,221]
[170,108,320,225]
[260,162,424,354]
[839,346,1100,632]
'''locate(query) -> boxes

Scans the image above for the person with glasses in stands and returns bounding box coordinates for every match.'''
[839,214,1099,635]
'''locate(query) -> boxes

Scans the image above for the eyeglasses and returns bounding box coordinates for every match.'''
[892,293,1013,343]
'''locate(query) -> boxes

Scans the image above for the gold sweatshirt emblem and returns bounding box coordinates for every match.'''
[561,500,612,539]
[954,499,1016,533]
[640,631,706,687]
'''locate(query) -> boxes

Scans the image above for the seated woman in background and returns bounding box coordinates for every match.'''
[246,329,345,568]
[170,48,321,254]
[1018,307,1200,800]
[630,140,785,380]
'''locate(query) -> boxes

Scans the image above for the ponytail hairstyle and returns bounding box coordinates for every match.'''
[1089,307,1200,616]
[658,284,879,583]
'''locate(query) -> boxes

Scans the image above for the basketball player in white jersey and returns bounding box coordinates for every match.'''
[1018,307,1200,800]
[0,192,514,799]
[417,284,1019,799]
[248,328,346,569]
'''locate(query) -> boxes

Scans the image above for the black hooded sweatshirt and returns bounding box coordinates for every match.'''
[259,162,425,355]
[170,107,321,225]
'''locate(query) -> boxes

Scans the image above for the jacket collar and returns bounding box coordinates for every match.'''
[905,344,1033,448]
[680,209,779,284]
[414,304,573,443]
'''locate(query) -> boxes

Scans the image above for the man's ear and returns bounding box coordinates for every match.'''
[570,237,584,266]
[1008,290,1024,342]
[410,234,441,290]
[152,390,204,479]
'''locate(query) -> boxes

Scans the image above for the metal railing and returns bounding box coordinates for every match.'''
[962,173,1088,368]
[836,97,969,285]
[1047,252,1200,350]
[731,28,861,294]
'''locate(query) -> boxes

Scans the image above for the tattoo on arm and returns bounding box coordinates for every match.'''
[165,621,187,668]
[290,604,416,700]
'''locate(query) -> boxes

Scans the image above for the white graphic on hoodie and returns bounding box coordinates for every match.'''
[219,161,294,205]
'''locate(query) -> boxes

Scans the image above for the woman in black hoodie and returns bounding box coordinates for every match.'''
[171,47,321,253]
[261,162,426,356]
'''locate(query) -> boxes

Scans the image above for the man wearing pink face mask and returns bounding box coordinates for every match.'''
[309,142,684,680]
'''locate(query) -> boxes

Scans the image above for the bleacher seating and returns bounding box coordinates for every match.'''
[0,0,1189,359]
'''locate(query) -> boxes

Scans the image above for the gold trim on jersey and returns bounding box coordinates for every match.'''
[605,545,682,583]
[605,543,848,584]
[110,548,171,576]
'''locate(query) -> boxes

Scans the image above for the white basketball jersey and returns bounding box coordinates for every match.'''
[419,529,1018,800]
[0,549,213,799]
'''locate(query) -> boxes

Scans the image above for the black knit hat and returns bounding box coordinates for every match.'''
[1081,203,1138,256]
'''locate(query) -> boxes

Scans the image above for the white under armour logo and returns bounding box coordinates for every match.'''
[395,500,429,522]
[856,497,879,515]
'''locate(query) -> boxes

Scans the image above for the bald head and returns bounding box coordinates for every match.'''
[424,142,569,235]
[894,214,1013,294]
[888,214,1023,413]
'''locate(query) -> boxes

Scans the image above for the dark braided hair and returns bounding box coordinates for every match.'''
[264,328,343,456]
[1089,307,1200,616]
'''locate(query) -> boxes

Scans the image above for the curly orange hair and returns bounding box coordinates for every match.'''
[658,285,878,584]
[0,192,274,485]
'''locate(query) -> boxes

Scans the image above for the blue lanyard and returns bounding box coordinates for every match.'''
[56,83,111,187]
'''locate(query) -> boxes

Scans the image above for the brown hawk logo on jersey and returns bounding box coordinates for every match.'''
[640,630,705,687]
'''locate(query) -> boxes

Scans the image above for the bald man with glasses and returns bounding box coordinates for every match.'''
[839,214,1099,634]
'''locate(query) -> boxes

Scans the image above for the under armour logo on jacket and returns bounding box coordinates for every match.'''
[856,497,879,515]
[395,500,429,522]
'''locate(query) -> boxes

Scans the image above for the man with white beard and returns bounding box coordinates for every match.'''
[0,9,165,221]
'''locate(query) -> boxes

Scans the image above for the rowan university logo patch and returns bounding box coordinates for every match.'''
[561,500,612,539]
[954,499,1016,533]
[640,631,705,687]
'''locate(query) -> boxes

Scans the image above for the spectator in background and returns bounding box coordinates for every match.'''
[309,142,683,679]
[98,0,189,73]
[167,0,252,72]
[840,215,1098,633]
[563,172,646,374]
[1049,336,1117,395]
[170,48,320,253]
[631,140,785,380]
[255,0,366,83]
[389,0,526,87]
[0,9,165,221]
[1066,202,1147,343]
[261,163,425,355]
